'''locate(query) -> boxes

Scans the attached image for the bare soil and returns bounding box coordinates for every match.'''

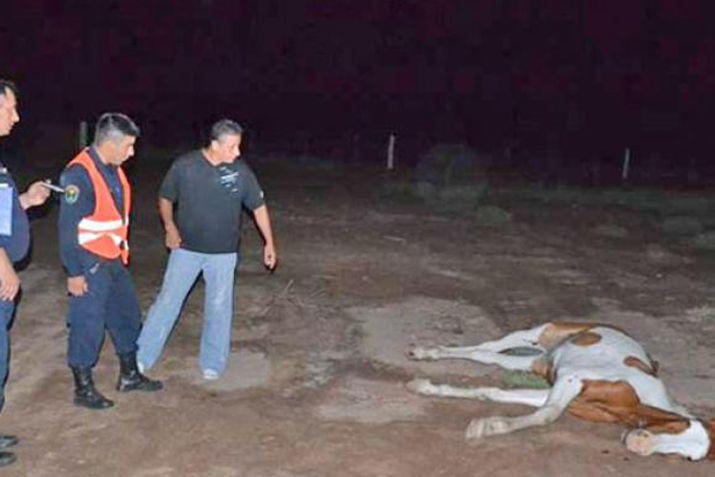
[3,160,715,476]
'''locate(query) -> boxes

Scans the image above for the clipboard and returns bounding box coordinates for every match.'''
[0,185,13,236]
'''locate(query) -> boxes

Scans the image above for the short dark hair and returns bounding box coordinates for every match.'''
[0,79,18,99]
[209,119,243,143]
[93,112,141,146]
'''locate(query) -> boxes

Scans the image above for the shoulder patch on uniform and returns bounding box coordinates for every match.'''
[65,185,80,204]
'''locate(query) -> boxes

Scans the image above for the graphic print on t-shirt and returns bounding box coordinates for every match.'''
[217,165,240,194]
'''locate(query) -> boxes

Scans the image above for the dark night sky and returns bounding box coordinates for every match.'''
[2,0,715,169]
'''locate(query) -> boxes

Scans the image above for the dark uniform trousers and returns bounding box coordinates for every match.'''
[67,258,141,369]
[0,300,14,412]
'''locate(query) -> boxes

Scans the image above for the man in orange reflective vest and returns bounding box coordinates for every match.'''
[58,113,161,410]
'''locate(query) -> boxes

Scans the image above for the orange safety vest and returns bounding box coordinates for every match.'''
[68,149,132,264]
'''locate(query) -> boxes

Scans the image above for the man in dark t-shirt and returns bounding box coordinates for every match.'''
[137,119,277,379]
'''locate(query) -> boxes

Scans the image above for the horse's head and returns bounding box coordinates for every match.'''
[623,417,713,461]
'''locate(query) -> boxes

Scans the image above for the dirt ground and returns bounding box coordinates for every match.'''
[3,159,715,476]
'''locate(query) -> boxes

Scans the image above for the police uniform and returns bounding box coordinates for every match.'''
[59,147,160,410]
[0,163,30,413]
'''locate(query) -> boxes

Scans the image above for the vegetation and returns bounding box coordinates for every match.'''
[660,216,703,236]
[382,143,491,210]
[501,370,550,389]
[691,231,715,250]
[473,205,512,226]
[593,223,628,239]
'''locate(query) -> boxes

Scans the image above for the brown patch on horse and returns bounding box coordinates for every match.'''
[571,331,602,347]
[537,322,595,349]
[568,380,640,424]
[644,419,690,435]
[537,322,632,350]
[530,357,557,384]
[706,420,715,460]
[567,380,691,430]
[624,356,658,376]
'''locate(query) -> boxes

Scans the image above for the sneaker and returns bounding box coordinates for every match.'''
[202,369,219,380]
[0,451,16,467]
[0,435,18,450]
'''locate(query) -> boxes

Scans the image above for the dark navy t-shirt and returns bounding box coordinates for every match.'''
[160,150,265,254]
[0,163,30,263]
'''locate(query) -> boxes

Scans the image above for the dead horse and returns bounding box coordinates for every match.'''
[407,322,715,461]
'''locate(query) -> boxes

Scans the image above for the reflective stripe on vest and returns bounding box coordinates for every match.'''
[68,149,131,264]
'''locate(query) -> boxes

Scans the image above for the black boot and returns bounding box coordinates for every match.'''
[71,367,114,410]
[0,451,16,467]
[116,352,163,392]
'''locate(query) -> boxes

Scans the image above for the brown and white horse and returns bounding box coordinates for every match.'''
[408,322,715,461]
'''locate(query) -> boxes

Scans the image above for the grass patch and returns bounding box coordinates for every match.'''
[492,185,715,216]
[593,223,628,238]
[380,180,429,204]
[500,370,550,389]
[416,143,489,188]
[691,231,715,250]
[686,306,715,322]
[381,180,487,209]
[291,154,339,171]
[660,216,704,236]
[473,205,512,226]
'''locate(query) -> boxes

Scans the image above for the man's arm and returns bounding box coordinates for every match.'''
[58,166,92,296]
[0,247,19,301]
[253,204,277,270]
[18,181,50,210]
[159,197,181,249]
[240,163,276,270]
[157,158,182,250]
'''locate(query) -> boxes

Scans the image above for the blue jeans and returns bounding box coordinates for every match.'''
[137,249,238,375]
[0,300,14,414]
[67,259,141,369]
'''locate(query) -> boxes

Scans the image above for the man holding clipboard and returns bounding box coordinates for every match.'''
[0,79,51,467]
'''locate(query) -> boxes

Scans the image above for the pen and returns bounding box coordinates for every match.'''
[40,182,66,194]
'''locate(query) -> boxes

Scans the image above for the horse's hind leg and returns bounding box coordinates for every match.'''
[407,379,549,407]
[409,324,549,363]
[464,324,550,352]
[409,345,541,371]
